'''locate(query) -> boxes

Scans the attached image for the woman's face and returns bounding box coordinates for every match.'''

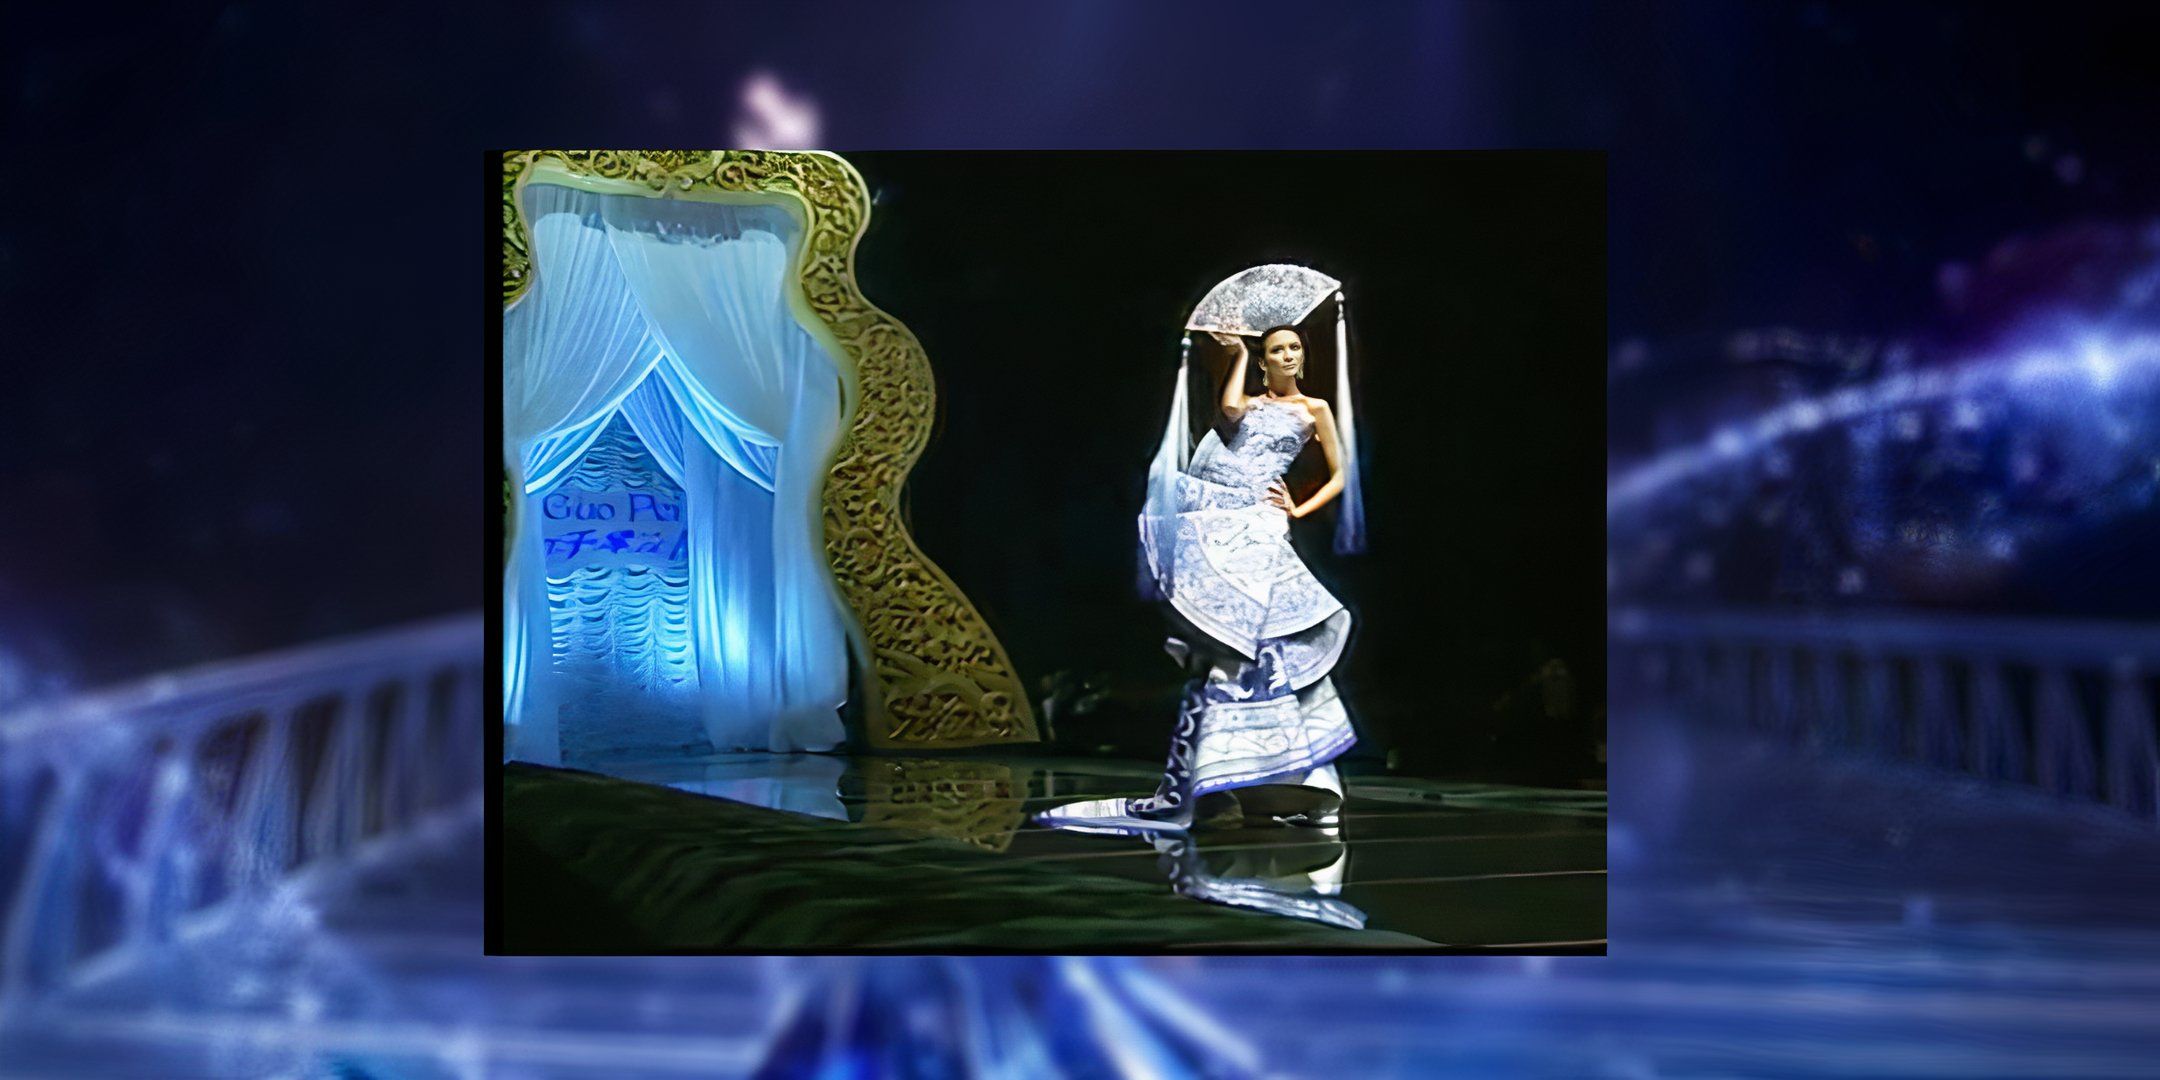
[1262,330,1304,381]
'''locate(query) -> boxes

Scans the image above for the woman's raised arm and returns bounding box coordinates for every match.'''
[1210,331,1252,420]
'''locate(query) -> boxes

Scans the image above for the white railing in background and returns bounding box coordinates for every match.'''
[0,615,482,1011]
[1612,608,2160,821]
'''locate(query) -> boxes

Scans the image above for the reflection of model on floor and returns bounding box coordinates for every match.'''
[1036,626,1369,929]
[1148,824,1366,931]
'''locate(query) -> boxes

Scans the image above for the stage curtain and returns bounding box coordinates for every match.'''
[600,196,848,753]
[502,183,667,765]
[614,375,689,484]
[653,357,781,491]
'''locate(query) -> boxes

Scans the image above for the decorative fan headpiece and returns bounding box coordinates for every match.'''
[1185,264,1343,337]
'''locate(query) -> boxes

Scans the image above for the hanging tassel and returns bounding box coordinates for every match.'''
[1138,334,1193,599]
[1173,333,1193,467]
[1332,291,1366,555]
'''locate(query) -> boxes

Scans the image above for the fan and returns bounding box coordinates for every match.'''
[1185,264,1342,337]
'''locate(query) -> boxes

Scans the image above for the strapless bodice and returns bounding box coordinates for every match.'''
[1185,398,1312,491]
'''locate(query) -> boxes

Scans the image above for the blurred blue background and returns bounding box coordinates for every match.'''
[4,1,2159,1076]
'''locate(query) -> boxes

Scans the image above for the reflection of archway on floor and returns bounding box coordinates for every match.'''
[542,414,708,763]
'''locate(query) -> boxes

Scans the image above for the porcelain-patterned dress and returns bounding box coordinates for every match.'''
[1038,397,1354,830]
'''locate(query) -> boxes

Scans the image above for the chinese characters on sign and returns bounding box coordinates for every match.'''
[540,490,688,569]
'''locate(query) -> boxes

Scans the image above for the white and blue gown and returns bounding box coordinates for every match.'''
[1038,397,1354,830]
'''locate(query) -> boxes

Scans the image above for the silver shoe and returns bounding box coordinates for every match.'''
[1033,796,1193,835]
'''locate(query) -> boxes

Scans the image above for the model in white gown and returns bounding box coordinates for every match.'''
[1038,326,1356,833]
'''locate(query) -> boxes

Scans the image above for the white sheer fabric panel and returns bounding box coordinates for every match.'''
[614,375,689,485]
[654,358,780,491]
[617,363,785,493]
[599,199,799,439]
[502,183,667,765]
[760,339,846,750]
[682,434,782,748]
[502,489,557,764]
[600,195,848,752]
[1139,336,1195,599]
[1331,293,1366,555]
[505,185,667,459]
[522,414,618,495]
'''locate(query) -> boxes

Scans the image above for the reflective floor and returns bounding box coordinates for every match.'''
[576,752,1608,949]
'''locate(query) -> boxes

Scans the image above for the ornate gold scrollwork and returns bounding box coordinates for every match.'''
[503,150,1038,748]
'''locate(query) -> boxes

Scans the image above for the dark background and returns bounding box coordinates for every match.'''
[6,2,2152,696]
[847,152,1605,780]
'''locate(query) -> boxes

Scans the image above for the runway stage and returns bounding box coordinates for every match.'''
[498,755,1606,953]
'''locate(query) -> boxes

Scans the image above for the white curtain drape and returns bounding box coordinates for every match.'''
[601,196,848,752]
[614,375,690,485]
[654,358,781,490]
[502,184,666,765]
[503,180,851,761]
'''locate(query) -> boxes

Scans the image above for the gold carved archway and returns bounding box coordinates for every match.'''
[502,150,1037,749]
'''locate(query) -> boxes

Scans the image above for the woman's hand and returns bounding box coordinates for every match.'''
[1209,331,1247,355]
[1264,479,1297,515]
